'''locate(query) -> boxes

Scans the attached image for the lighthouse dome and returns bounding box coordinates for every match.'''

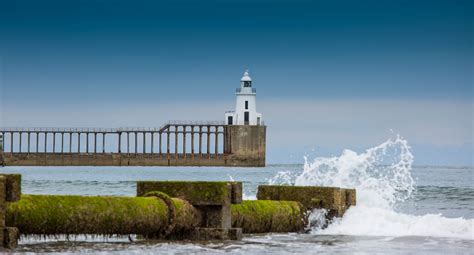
[240,70,252,82]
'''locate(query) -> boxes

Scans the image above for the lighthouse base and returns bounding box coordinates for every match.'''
[225,125,266,167]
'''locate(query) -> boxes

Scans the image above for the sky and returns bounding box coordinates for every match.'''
[0,0,472,166]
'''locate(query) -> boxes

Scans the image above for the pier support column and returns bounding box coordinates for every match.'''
[69,133,72,153]
[223,126,227,154]
[118,132,122,154]
[183,126,186,159]
[207,126,210,159]
[27,133,30,154]
[151,133,154,154]
[166,130,170,159]
[159,132,162,157]
[102,133,105,153]
[199,126,203,158]
[18,133,22,153]
[191,126,195,159]
[10,133,14,154]
[134,132,138,154]
[86,133,89,154]
[52,133,56,153]
[36,133,39,153]
[44,133,47,153]
[1,132,4,153]
[215,126,218,157]
[174,126,178,159]
[94,133,97,153]
[127,133,130,154]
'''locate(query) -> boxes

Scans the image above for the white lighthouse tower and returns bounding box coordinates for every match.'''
[225,70,263,125]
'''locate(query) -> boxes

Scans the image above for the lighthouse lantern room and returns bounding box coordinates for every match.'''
[225,70,263,125]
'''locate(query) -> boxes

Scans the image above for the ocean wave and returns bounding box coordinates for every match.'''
[270,135,474,240]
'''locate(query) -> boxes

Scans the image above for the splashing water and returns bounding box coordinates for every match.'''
[297,135,414,209]
[270,135,474,240]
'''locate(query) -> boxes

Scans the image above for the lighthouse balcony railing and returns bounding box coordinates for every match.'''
[236,88,256,93]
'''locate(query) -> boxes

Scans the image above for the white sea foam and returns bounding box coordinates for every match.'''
[320,205,474,239]
[270,135,474,240]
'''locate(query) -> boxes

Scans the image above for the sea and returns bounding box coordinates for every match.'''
[1,136,473,254]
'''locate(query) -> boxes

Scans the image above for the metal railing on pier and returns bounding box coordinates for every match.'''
[0,121,227,157]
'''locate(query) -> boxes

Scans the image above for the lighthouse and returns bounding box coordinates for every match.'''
[225,70,263,125]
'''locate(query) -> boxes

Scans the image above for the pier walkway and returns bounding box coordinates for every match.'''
[0,122,266,167]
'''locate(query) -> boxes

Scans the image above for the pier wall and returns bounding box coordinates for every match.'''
[225,125,266,166]
[0,124,266,167]
[2,153,260,167]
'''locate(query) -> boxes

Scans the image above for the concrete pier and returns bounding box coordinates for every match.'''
[0,122,266,167]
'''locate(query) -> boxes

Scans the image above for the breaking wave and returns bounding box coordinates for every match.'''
[270,135,474,240]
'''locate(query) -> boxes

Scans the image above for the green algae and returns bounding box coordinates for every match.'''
[6,195,199,236]
[231,200,305,233]
[137,181,234,205]
[257,185,356,217]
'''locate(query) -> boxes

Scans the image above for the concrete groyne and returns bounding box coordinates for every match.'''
[0,173,356,250]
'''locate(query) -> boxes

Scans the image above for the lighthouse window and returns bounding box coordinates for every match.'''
[244,81,251,87]
[245,101,248,110]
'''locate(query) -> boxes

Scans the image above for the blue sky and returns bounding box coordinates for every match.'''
[0,0,472,166]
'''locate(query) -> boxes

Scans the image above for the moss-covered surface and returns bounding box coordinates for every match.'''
[257,185,357,218]
[6,195,200,236]
[3,227,19,249]
[1,174,21,202]
[0,176,5,206]
[231,200,305,233]
[137,181,239,206]
[5,194,317,237]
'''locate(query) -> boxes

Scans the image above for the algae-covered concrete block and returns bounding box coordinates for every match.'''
[191,227,242,240]
[0,227,3,249]
[2,174,21,202]
[344,188,356,207]
[0,175,7,229]
[257,185,356,217]
[3,227,19,249]
[0,176,6,228]
[137,181,242,233]
[198,204,231,228]
[137,181,242,206]
[0,208,5,229]
[0,176,5,207]
[231,182,242,204]
[228,227,242,240]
